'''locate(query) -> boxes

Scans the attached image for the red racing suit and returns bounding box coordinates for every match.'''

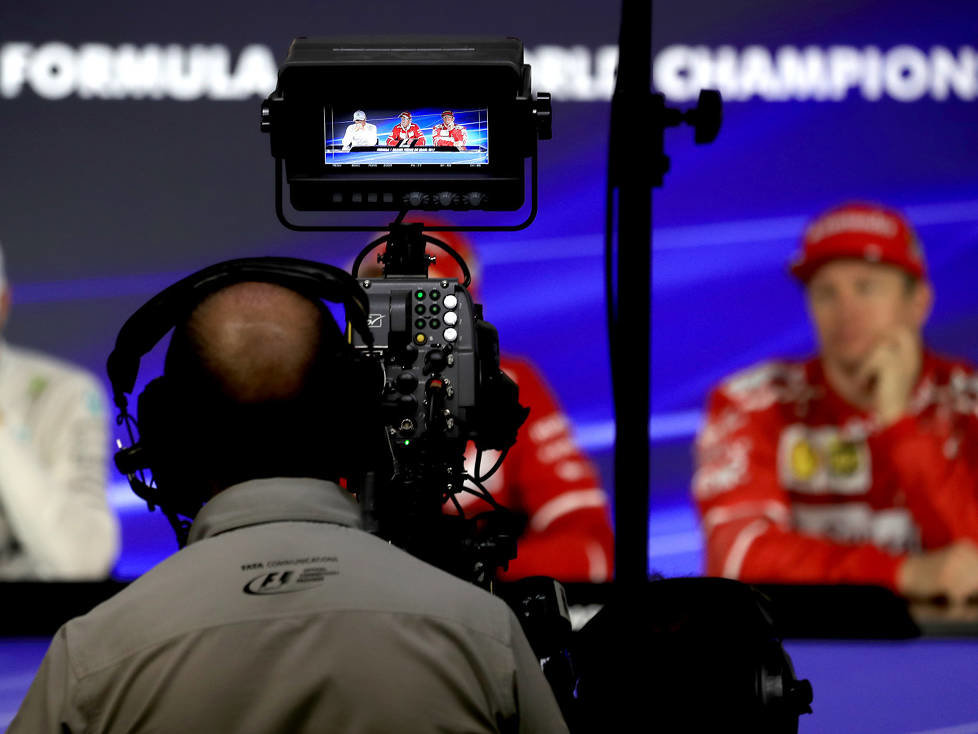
[693,351,978,591]
[386,122,426,147]
[432,123,467,148]
[447,356,614,582]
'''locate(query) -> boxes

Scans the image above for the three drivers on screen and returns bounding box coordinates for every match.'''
[382,110,467,150]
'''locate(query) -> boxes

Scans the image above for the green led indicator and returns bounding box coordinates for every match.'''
[404,439,411,446]
[429,304,441,315]
[415,318,426,329]
[415,290,425,300]
[415,304,426,314]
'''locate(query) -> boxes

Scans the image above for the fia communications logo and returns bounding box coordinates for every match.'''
[242,557,338,595]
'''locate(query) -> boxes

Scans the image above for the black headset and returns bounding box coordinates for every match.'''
[106,256,381,545]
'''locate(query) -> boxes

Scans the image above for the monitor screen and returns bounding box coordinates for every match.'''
[324,107,489,167]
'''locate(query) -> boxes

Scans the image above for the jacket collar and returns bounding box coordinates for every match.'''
[187,478,362,545]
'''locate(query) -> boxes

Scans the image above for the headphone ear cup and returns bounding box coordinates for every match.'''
[113,377,177,512]
[137,377,174,452]
[138,376,212,518]
[135,376,184,491]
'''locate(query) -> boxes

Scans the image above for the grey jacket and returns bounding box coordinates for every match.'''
[10,478,568,733]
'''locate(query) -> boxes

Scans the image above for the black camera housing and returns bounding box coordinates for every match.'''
[351,275,479,447]
[261,36,550,212]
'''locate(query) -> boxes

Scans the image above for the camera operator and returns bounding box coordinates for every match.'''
[10,278,567,733]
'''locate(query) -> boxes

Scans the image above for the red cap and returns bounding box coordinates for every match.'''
[399,111,411,119]
[789,202,926,282]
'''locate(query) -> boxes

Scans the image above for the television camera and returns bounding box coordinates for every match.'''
[258,37,551,584]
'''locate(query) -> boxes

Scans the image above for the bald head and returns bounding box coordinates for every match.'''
[174,281,327,403]
[159,280,351,492]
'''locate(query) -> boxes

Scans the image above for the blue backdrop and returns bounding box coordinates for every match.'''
[4,4,978,733]
[0,1,976,579]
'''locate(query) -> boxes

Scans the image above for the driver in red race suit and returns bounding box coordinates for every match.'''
[386,111,426,148]
[694,202,978,607]
[359,228,614,582]
[432,110,468,150]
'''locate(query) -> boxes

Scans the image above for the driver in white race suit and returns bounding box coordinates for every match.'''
[0,243,118,579]
[341,110,379,150]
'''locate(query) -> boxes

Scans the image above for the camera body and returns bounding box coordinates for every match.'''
[261,36,551,212]
[351,274,479,448]
[347,260,526,584]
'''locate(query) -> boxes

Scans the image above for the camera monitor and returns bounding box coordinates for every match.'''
[262,37,550,213]
[325,108,489,166]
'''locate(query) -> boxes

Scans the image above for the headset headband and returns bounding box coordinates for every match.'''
[107,256,375,411]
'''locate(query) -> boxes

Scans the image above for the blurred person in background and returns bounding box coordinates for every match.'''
[0,242,117,579]
[694,202,978,608]
[359,226,614,582]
